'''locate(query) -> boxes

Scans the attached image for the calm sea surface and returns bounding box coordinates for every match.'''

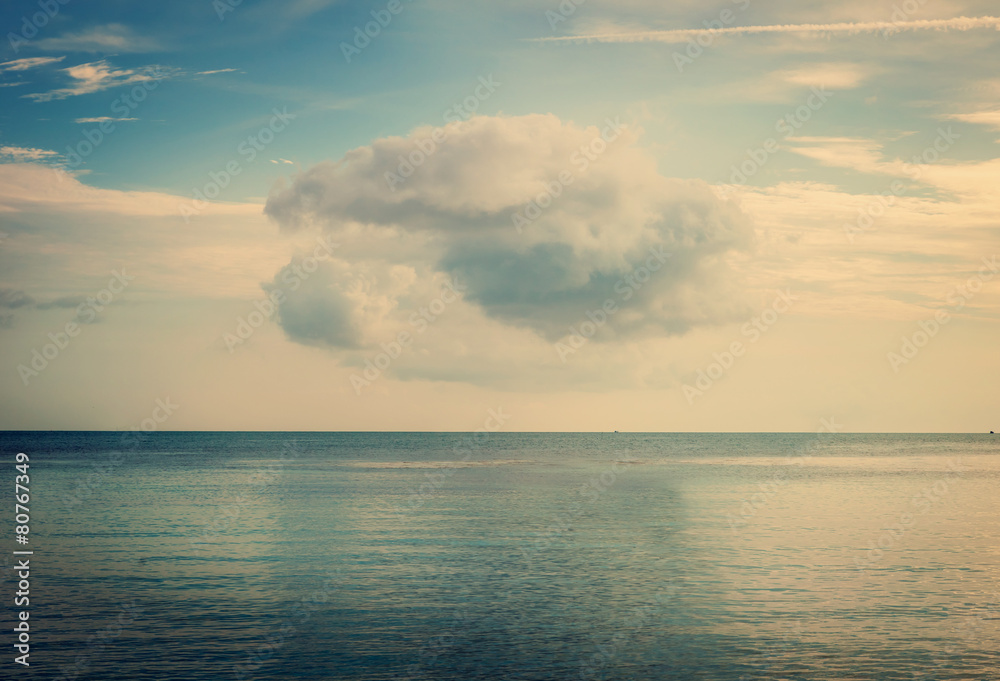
[2,432,998,680]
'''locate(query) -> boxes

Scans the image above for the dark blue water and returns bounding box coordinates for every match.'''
[1,432,998,680]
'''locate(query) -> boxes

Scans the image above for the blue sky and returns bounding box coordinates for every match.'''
[1,0,999,430]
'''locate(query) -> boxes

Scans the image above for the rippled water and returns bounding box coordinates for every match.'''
[3,432,999,680]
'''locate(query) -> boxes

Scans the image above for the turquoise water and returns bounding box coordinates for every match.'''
[2,432,999,680]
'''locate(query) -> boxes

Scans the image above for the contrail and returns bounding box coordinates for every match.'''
[533,15,1000,44]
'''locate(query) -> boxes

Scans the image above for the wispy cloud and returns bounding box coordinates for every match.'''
[33,24,160,53]
[34,296,87,310]
[0,146,62,163]
[535,15,1000,43]
[784,137,896,176]
[195,68,239,76]
[74,116,139,124]
[778,63,870,90]
[0,288,33,328]
[0,288,34,309]
[242,0,342,27]
[695,62,871,103]
[0,56,65,73]
[22,59,172,102]
[944,110,1000,131]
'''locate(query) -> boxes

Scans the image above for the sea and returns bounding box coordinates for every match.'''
[1,431,998,680]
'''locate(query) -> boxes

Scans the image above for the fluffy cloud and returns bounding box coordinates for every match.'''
[264,114,753,349]
[264,258,419,349]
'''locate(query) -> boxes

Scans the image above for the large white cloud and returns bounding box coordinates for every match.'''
[264,114,754,347]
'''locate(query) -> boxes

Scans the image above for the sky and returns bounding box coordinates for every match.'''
[0,0,998,432]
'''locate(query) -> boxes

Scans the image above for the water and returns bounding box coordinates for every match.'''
[2,432,998,680]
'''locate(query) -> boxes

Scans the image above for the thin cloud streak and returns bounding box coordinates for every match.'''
[33,23,161,53]
[0,56,65,73]
[534,15,1000,44]
[74,116,138,123]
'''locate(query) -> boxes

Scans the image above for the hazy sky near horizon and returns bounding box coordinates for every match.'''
[1,0,998,432]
